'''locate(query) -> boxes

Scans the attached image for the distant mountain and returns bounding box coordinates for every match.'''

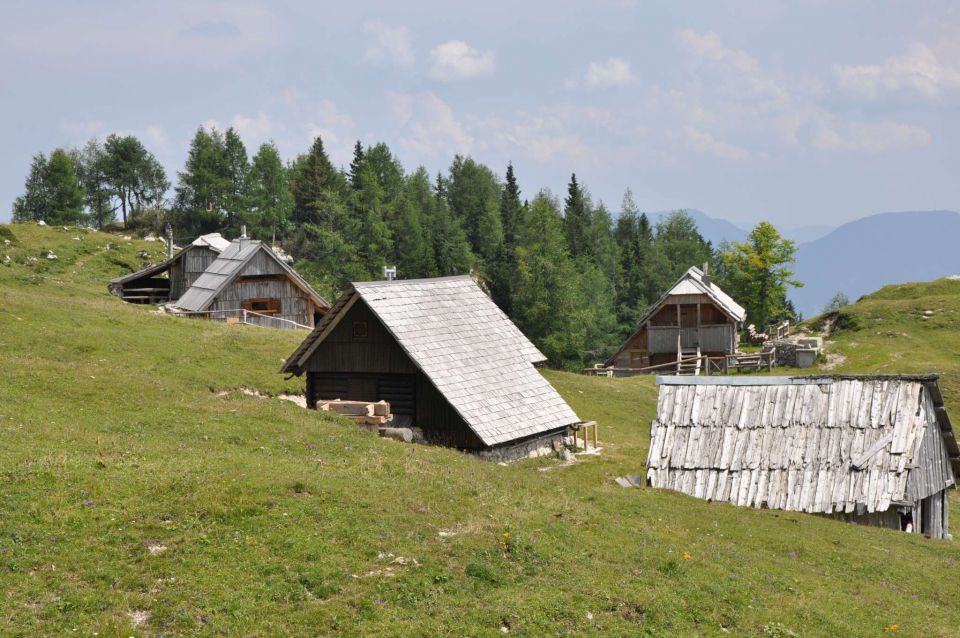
[790,210,960,318]
[650,209,747,246]
[780,224,835,244]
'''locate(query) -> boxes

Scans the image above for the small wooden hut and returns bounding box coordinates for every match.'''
[281,275,582,460]
[647,375,959,538]
[172,238,329,329]
[109,233,230,304]
[604,266,746,375]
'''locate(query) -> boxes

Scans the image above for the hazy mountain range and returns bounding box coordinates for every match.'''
[654,208,960,318]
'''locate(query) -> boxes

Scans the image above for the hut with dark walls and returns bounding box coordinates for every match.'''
[172,238,329,329]
[281,275,582,460]
[647,375,959,538]
[605,266,746,375]
[109,233,230,304]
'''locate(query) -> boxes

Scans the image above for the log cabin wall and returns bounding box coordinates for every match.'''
[169,246,220,300]
[303,300,482,448]
[610,297,738,369]
[208,250,315,328]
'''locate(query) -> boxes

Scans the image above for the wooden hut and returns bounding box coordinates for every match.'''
[281,275,582,460]
[109,233,230,304]
[647,375,959,538]
[172,238,329,329]
[604,266,746,375]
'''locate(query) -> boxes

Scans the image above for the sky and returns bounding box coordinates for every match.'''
[1,0,958,229]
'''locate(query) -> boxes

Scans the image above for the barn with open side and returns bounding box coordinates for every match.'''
[171,238,329,329]
[281,275,582,460]
[647,375,959,538]
[604,266,746,375]
[109,233,230,304]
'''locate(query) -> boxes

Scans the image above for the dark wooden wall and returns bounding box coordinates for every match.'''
[303,300,483,449]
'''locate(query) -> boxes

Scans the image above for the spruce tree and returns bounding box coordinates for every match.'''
[12,153,49,223]
[290,136,340,227]
[222,128,250,235]
[487,162,524,313]
[563,173,592,259]
[42,149,85,225]
[348,140,365,191]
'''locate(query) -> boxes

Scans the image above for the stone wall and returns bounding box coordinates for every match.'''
[763,339,820,369]
[476,431,567,463]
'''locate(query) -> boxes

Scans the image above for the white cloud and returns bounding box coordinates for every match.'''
[59,120,169,150]
[677,29,759,75]
[389,92,473,156]
[1,1,279,69]
[229,111,272,142]
[362,21,414,68]
[428,41,495,81]
[585,57,636,88]
[834,43,960,99]
[809,119,931,152]
[682,126,749,159]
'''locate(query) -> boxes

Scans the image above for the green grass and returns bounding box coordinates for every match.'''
[2,224,960,636]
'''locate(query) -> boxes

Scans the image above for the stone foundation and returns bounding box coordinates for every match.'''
[476,431,568,463]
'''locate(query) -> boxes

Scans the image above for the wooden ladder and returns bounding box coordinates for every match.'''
[676,345,702,376]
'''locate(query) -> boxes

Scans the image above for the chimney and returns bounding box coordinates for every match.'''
[166,223,173,259]
[702,262,711,287]
[383,265,397,281]
[240,225,248,239]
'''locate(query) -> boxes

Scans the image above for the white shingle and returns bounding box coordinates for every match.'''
[285,275,579,447]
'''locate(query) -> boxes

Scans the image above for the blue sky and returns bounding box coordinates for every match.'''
[2,0,958,228]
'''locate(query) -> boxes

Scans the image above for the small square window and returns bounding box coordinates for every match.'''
[352,321,368,339]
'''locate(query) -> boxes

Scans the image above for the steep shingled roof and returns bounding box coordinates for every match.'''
[174,239,327,312]
[647,375,959,515]
[282,276,580,447]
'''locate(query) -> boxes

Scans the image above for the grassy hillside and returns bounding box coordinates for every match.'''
[2,224,960,637]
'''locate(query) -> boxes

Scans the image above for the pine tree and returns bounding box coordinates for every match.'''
[12,153,49,223]
[42,149,85,225]
[654,210,714,280]
[348,140,365,191]
[511,191,585,367]
[71,140,115,229]
[446,155,502,263]
[350,161,393,278]
[487,162,524,313]
[719,221,801,328]
[290,136,341,227]
[563,173,592,259]
[172,128,230,235]
[430,176,472,276]
[222,128,250,235]
[246,142,293,241]
[394,167,437,278]
[103,134,169,229]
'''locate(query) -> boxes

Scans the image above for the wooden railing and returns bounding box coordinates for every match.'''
[583,349,775,376]
[647,324,734,353]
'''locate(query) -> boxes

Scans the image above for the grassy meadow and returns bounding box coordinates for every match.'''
[2,224,960,637]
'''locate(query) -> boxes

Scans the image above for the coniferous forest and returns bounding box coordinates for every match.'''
[10,127,801,368]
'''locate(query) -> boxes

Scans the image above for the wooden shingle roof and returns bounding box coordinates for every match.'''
[174,239,327,312]
[647,375,959,515]
[283,276,580,447]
